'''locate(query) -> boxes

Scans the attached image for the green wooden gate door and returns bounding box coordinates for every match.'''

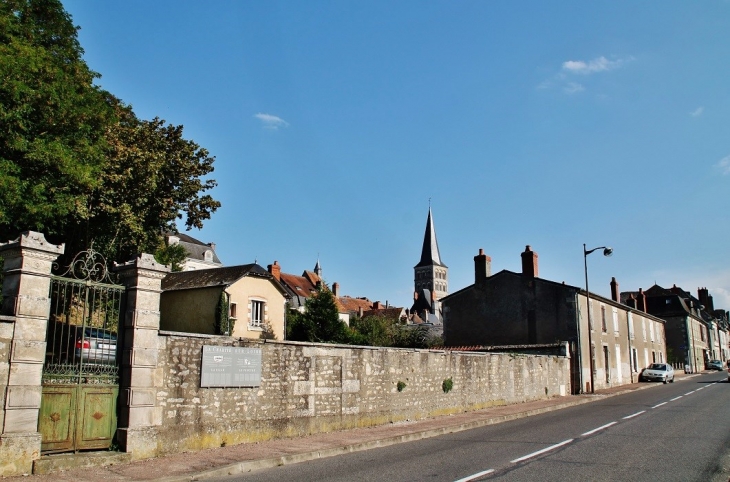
[39,248,124,454]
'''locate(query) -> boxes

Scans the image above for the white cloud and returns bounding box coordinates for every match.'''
[538,55,632,93]
[716,155,730,175]
[562,56,630,75]
[254,113,289,130]
[564,82,585,94]
[690,106,704,117]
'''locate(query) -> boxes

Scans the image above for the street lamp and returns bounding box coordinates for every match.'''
[583,244,613,393]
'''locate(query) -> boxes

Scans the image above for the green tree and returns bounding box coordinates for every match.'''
[350,315,394,347]
[288,287,349,343]
[214,291,231,335]
[0,0,114,240]
[153,242,187,272]
[0,0,220,265]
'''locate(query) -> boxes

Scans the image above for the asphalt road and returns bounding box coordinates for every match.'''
[209,372,730,482]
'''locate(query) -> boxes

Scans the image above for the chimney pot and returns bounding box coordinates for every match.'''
[474,248,492,283]
[610,277,619,302]
[267,261,281,281]
[521,245,538,279]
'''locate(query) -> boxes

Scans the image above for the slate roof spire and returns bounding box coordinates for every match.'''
[416,206,446,268]
[314,257,322,277]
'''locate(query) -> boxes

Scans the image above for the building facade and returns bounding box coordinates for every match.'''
[442,246,667,394]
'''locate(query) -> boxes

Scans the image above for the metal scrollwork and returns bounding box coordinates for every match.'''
[54,243,117,284]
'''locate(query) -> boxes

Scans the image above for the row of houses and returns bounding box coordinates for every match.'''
[161,210,729,395]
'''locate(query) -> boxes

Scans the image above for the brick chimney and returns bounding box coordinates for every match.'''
[474,248,492,283]
[637,288,647,312]
[697,287,714,312]
[626,293,637,309]
[610,277,619,302]
[521,245,538,279]
[332,282,339,297]
[267,261,281,281]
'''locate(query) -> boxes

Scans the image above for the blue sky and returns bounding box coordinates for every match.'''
[62,1,730,310]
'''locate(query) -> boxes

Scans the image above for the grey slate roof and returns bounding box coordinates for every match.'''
[171,232,222,265]
[162,264,278,292]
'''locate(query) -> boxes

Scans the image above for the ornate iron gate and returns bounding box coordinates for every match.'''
[39,248,125,453]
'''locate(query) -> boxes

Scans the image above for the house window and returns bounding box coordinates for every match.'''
[229,303,237,319]
[601,305,607,333]
[700,324,705,342]
[250,300,265,327]
[649,321,655,342]
[603,345,610,383]
[641,318,646,341]
[631,348,638,372]
[628,313,634,340]
[588,299,594,331]
[612,307,619,335]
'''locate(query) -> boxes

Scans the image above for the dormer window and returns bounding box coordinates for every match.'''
[204,250,213,262]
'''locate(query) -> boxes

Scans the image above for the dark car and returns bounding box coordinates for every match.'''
[707,360,723,371]
[74,327,117,364]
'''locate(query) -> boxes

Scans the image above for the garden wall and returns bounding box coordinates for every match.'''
[132,331,570,457]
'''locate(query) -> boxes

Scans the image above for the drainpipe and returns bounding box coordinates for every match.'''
[626,311,634,383]
[573,292,585,393]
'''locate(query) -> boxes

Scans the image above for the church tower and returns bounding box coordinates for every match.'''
[414,206,448,305]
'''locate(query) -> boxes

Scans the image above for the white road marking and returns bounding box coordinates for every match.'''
[622,410,646,420]
[652,402,667,408]
[510,439,574,464]
[581,422,617,437]
[684,391,694,396]
[454,468,495,482]
[670,396,683,401]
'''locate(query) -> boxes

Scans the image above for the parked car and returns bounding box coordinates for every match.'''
[707,360,723,371]
[639,363,674,384]
[74,327,117,364]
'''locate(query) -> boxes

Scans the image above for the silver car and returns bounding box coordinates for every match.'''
[74,327,117,365]
[639,363,674,384]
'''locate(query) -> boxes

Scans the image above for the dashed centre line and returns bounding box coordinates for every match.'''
[454,468,495,482]
[652,402,667,408]
[622,410,645,420]
[684,391,694,396]
[510,439,574,464]
[581,422,617,437]
[669,396,683,401]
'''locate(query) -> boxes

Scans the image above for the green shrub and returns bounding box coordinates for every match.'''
[442,377,453,393]
[397,380,406,392]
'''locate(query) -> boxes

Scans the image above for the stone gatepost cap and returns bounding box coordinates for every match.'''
[0,231,64,254]
[113,253,170,273]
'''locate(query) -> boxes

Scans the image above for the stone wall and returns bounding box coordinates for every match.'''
[139,331,570,458]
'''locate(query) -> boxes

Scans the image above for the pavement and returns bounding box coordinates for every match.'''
[8,372,703,482]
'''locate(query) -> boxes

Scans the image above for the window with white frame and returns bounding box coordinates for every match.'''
[250,300,265,328]
[631,347,638,372]
[649,321,655,342]
[628,312,634,339]
[612,307,619,335]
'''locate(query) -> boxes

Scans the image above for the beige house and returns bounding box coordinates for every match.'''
[160,264,289,340]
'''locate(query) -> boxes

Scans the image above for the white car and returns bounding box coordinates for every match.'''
[639,363,674,384]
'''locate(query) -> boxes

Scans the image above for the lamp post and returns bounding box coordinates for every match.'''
[583,244,613,393]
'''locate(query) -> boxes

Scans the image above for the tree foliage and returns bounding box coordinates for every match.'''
[287,287,349,344]
[0,0,220,265]
[215,291,231,335]
[153,242,187,272]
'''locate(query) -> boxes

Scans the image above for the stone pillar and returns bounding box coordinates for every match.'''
[113,253,169,460]
[0,232,64,477]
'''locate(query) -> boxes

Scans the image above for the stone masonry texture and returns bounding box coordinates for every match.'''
[141,333,570,459]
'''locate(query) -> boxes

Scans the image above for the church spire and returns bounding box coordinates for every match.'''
[313,257,322,278]
[415,206,446,268]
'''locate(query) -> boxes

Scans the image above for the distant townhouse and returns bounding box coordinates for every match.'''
[160,264,289,340]
[623,284,729,371]
[165,232,223,271]
[442,246,666,394]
